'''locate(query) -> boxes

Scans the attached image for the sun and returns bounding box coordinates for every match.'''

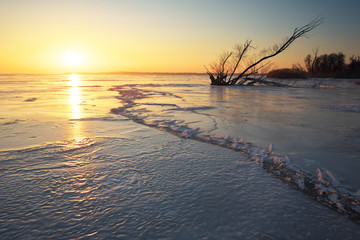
[63,51,85,66]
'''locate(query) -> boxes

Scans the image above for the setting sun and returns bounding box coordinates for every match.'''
[63,51,86,67]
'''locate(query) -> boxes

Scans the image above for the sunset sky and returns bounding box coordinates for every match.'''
[1,0,359,74]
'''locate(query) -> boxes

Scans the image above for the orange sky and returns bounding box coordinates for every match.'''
[0,0,359,74]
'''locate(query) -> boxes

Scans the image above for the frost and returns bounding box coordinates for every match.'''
[109,83,360,219]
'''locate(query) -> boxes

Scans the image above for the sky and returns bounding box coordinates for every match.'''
[0,0,359,74]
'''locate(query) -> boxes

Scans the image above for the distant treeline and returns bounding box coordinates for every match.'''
[268,52,360,79]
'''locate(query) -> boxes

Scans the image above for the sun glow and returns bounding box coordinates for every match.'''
[63,51,85,67]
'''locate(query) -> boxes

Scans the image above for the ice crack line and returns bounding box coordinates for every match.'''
[109,84,360,223]
[110,85,218,133]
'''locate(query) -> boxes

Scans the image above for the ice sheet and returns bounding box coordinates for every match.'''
[1,127,360,239]
[109,83,360,219]
[1,74,360,238]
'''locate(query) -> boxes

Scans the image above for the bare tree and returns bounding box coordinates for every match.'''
[305,47,319,74]
[205,17,324,86]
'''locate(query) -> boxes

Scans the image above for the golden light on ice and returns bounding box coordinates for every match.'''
[68,74,83,138]
[68,74,82,119]
[63,51,85,66]
[69,73,81,87]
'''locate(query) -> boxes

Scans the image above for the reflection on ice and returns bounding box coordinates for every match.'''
[68,74,83,138]
[70,87,81,119]
[68,73,81,87]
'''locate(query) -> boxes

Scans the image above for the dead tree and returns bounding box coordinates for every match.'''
[305,47,320,74]
[205,17,324,86]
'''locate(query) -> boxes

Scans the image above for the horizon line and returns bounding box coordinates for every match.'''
[0,71,208,76]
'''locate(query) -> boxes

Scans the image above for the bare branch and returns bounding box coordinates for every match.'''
[228,40,252,82]
[205,17,324,86]
[232,17,324,83]
[221,52,233,74]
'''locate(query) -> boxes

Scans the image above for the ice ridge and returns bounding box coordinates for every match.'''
[110,84,360,222]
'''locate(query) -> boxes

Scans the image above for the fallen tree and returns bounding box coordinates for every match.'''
[205,17,324,86]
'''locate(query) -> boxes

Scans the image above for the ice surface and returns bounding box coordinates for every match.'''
[323,104,360,113]
[268,77,360,89]
[109,79,360,220]
[1,74,360,238]
[1,128,360,239]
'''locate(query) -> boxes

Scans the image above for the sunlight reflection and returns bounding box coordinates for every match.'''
[68,74,83,138]
[69,73,81,87]
[71,121,83,140]
[70,87,81,119]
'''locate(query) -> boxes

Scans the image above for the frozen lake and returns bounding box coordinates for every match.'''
[1,74,360,239]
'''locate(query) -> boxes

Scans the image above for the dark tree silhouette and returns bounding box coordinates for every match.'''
[205,17,324,86]
[305,52,360,78]
[304,47,319,74]
[349,56,360,78]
